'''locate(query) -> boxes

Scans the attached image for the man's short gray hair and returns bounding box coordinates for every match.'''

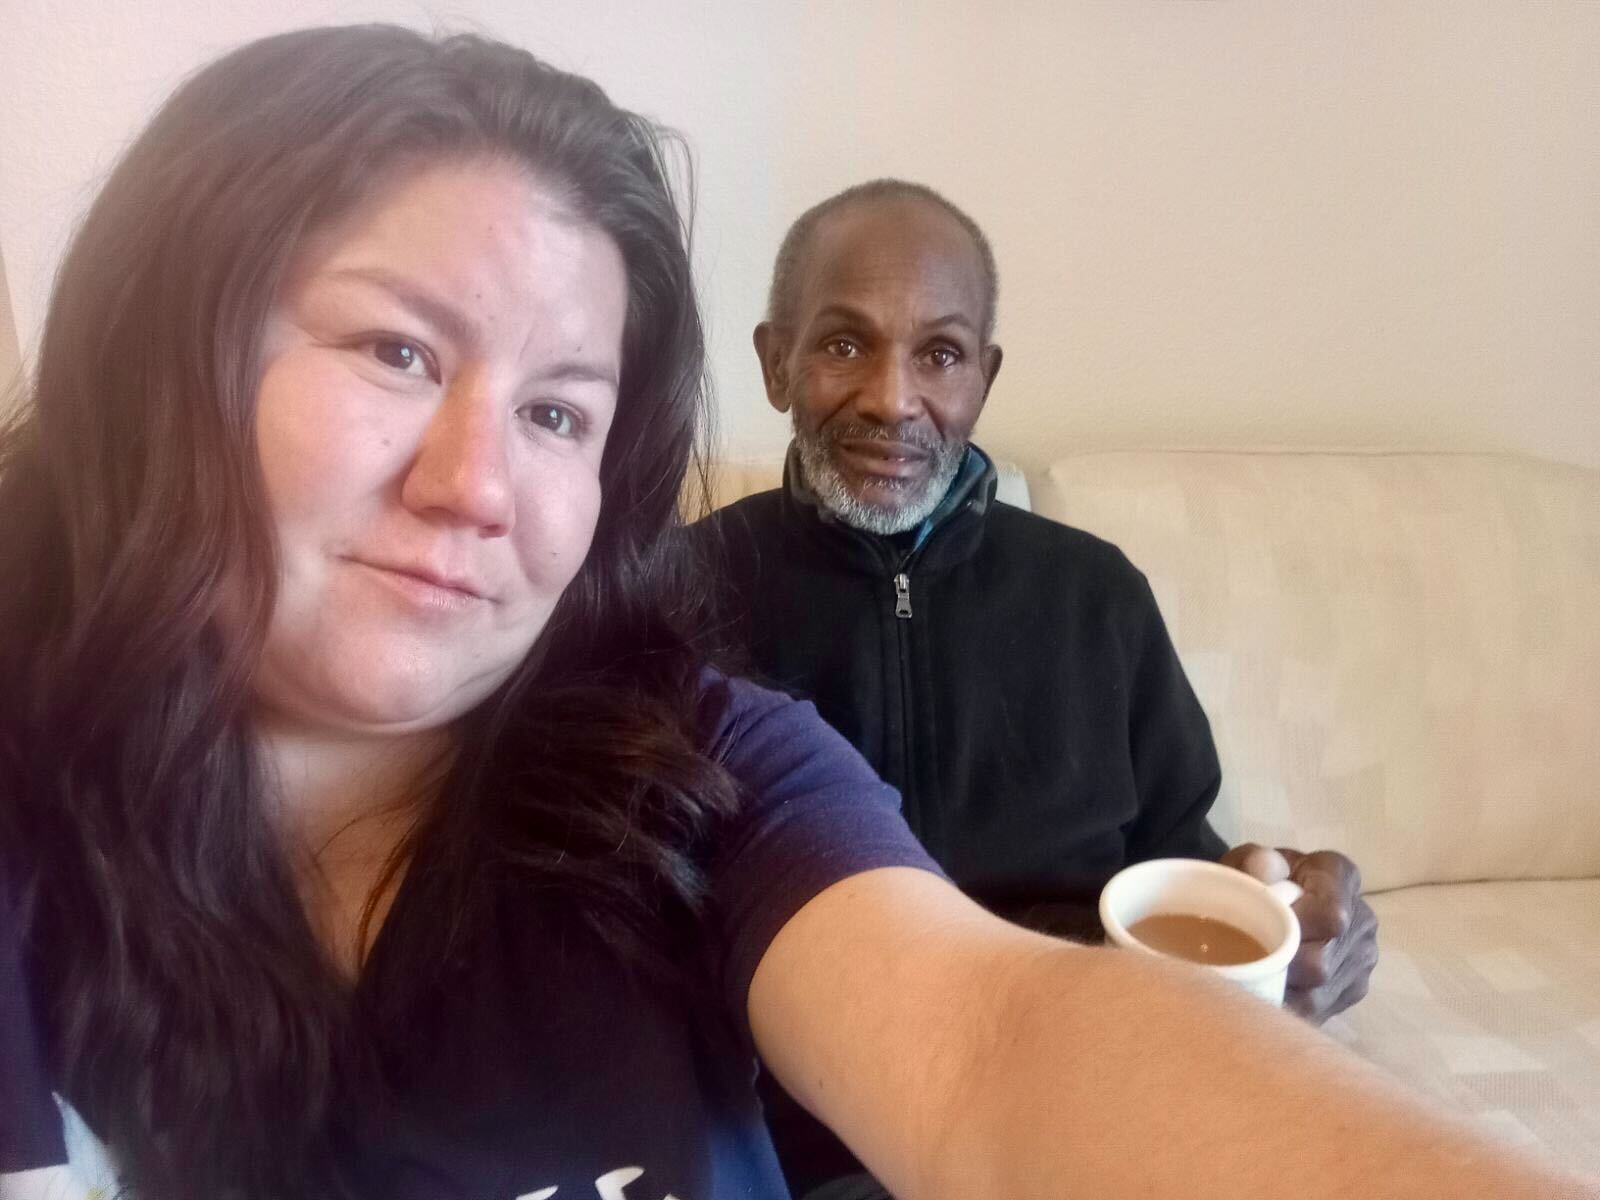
[765,179,999,341]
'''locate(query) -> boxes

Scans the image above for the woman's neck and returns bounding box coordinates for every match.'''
[255,716,456,976]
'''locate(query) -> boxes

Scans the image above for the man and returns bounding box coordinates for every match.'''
[694,180,1380,1199]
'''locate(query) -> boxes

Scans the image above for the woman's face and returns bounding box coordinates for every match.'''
[251,159,628,737]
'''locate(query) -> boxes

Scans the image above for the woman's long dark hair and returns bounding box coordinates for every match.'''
[0,25,733,1199]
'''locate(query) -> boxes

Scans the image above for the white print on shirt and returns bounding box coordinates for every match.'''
[517,1166,683,1200]
[0,1098,119,1200]
[5,1100,688,1200]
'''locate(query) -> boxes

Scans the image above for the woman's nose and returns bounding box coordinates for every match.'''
[400,376,516,536]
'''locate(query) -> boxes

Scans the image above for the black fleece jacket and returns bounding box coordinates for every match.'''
[696,449,1226,931]
[692,447,1228,1194]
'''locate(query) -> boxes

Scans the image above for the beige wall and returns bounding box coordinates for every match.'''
[1,2,1596,467]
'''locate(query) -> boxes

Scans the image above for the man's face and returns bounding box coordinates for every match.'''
[757,199,1002,535]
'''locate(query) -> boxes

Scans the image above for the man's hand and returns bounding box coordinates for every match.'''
[1220,843,1379,1024]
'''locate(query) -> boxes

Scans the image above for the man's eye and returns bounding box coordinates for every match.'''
[823,338,861,359]
[522,403,579,438]
[927,345,962,369]
[370,338,436,380]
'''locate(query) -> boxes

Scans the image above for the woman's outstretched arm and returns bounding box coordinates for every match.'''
[749,867,1596,1200]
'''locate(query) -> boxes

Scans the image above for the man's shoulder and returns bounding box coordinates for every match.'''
[691,488,785,537]
[686,489,789,584]
[983,501,1147,588]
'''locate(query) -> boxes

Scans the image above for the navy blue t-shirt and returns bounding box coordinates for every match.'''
[0,678,940,1199]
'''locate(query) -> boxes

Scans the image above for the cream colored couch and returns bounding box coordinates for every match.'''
[708,448,1600,1175]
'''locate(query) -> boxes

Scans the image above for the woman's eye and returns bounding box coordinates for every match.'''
[370,338,436,380]
[927,345,962,369]
[823,338,861,359]
[522,403,578,438]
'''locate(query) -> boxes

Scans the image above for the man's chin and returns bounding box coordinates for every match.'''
[840,465,932,500]
[805,456,946,536]
[793,427,967,536]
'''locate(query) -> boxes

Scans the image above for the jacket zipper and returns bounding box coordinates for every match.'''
[893,571,912,618]
[887,551,919,848]
[875,496,977,859]
[885,496,978,622]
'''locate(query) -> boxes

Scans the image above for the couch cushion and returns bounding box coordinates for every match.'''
[1326,880,1600,1176]
[1031,451,1600,891]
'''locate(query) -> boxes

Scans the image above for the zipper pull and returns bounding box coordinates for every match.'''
[893,572,913,619]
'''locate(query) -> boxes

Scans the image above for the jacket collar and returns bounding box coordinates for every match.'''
[780,441,999,573]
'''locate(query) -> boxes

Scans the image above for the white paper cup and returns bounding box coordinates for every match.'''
[1099,858,1303,1004]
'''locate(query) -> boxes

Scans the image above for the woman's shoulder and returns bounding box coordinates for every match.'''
[692,669,941,1044]
[698,670,874,787]
[694,666,935,881]
[698,669,799,738]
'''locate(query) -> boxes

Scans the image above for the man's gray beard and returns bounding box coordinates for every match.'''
[792,417,966,536]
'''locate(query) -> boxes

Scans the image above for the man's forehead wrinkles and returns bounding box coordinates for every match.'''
[803,237,983,312]
[802,265,986,336]
[807,301,978,342]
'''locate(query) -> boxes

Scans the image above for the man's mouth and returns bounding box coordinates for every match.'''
[831,437,937,480]
[838,438,930,461]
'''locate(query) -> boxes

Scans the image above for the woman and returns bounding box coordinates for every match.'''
[0,25,1590,1200]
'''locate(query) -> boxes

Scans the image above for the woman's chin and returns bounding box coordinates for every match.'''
[254,664,504,739]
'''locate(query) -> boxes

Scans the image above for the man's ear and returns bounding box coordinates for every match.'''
[980,343,1004,401]
[753,322,792,414]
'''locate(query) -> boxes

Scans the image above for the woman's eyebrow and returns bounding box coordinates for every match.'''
[319,266,618,387]
[534,361,619,389]
[325,265,477,347]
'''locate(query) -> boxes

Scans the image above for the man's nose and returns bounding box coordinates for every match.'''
[853,354,924,426]
[400,374,516,536]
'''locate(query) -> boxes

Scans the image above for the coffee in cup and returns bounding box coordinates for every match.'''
[1124,912,1271,966]
[1099,858,1303,1004]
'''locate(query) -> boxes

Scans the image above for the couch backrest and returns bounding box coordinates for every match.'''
[1031,451,1600,892]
